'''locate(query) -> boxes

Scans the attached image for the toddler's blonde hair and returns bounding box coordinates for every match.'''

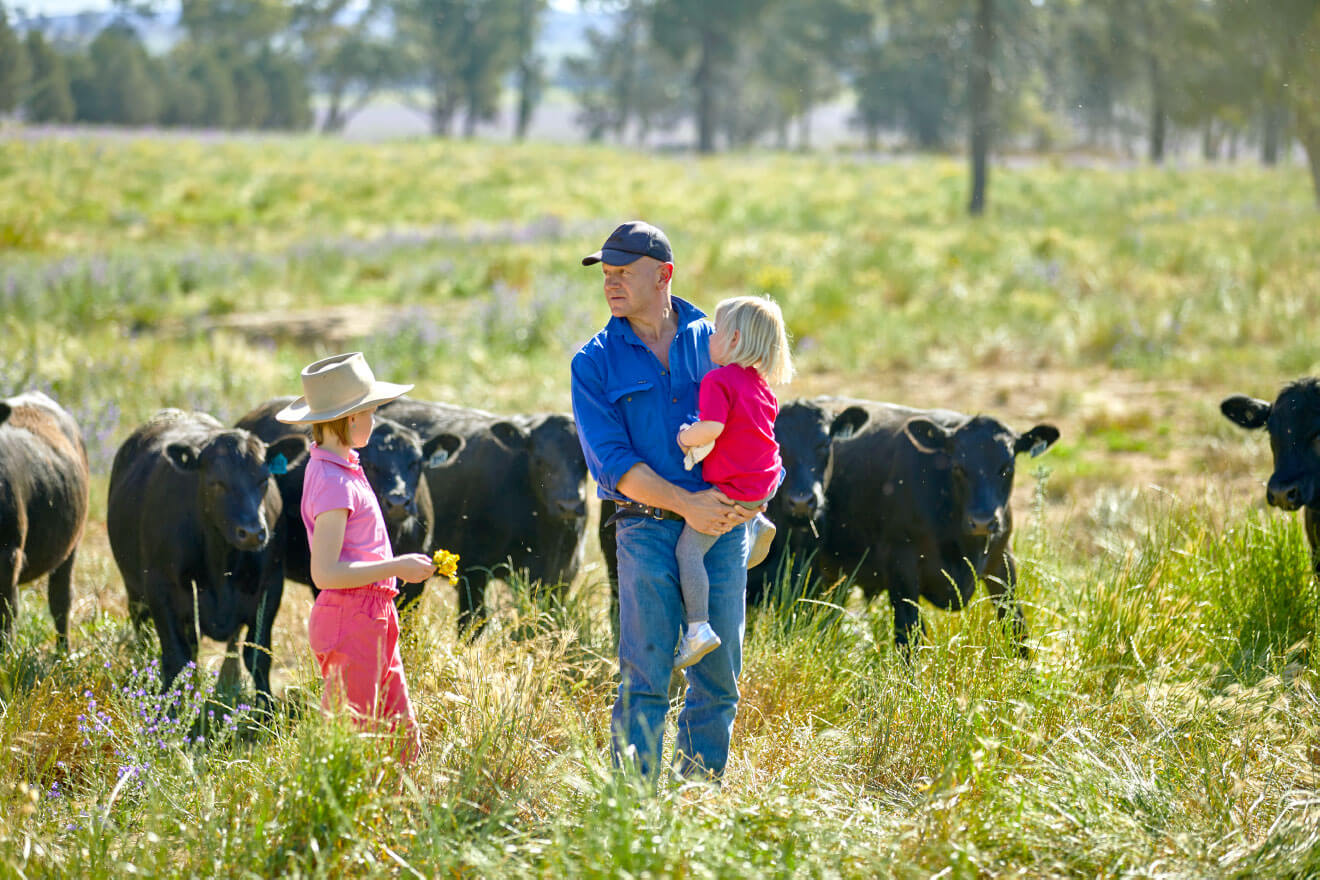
[714,295,794,385]
[312,416,353,447]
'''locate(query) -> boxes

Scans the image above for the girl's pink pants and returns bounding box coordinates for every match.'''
[307,585,421,763]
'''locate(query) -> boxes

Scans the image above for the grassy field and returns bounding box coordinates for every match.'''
[2,134,1320,877]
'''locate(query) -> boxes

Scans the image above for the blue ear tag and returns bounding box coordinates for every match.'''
[269,453,289,475]
[1029,440,1048,458]
[426,451,449,468]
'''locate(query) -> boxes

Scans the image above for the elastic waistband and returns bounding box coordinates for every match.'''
[319,583,398,601]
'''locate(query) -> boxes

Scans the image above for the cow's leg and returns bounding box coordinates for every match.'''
[0,546,18,645]
[218,635,243,693]
[887,547,923,659]
[456,571,489,640]
[984,550,1029,658]
[47,549,76,651]
[148,582,195,699]
[242,576,283,714]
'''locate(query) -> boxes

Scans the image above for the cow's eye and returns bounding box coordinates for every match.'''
[1000,464,1013,479]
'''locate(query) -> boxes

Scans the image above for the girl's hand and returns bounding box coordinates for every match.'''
[394,553,437,583]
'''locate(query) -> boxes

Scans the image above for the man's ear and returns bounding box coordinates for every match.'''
[659,262,674,285]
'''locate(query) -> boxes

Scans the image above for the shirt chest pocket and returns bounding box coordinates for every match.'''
[607,380,655,406]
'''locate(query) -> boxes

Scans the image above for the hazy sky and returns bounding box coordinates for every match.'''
[19,0,579,15]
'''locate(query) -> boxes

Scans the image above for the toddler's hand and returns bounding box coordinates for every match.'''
[395,553,437,583]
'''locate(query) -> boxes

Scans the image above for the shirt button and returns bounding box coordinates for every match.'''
[672,397,678,403]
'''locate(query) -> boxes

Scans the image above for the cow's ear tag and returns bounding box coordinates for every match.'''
[269,453,289,475]
[426,451,449,468]
[1029,439,1048,458]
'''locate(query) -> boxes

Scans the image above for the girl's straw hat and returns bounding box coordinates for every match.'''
[275,352,413,424]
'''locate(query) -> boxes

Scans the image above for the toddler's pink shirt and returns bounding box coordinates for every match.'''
[697,363,781,502]
[301,444,398,595]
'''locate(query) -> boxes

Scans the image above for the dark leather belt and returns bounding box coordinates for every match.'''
[607,499,684,526]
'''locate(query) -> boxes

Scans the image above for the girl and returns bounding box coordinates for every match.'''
[276,352,435,762]
[674,295,793,668]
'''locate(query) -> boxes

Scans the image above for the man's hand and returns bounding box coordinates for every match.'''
[678,487,761,536]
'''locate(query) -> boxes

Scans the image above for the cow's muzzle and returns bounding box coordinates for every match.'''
[1267,480,1306,511]
[554,498,587,520]
[231,524,269,551]
[781,489,818,522]
[965,510,1003,538]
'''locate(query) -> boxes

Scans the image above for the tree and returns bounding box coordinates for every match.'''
[391,0,525,136]
[561,4,685,145]
[968,0,992,215]
[76,22,160,124]
[0,2,29,114]
[512,0,545,139]
[1224,0,1320,204]
[290,0,397,133]
[648,0,777,152]
[22,30,73,123]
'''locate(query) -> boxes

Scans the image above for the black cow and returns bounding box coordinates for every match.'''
[746,398,871,606]
[1221,379,1320,578]
[381,398,589,634]
[818,398,1059,655]
[235,397,463,610]
[0,392,90,648]
[107,409,307,706]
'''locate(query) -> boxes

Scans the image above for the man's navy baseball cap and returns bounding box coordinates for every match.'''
[581,220,673,266]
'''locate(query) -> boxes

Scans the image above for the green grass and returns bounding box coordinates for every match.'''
[2,135,1320,876]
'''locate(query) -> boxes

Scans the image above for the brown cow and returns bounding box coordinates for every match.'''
[0,392,90,648]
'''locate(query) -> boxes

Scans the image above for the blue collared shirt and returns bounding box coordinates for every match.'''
[571,296,715,501]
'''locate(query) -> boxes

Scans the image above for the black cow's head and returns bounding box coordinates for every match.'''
[903,415,1060,538]
[166,430,309,552]
[1222,379,1320,511]
[360,416,464,528]
[492,414,587,522]
[773,401,870,528]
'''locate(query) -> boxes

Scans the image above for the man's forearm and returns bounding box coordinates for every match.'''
[617,462,689,512]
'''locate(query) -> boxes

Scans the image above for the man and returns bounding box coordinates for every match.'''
[570,220,758,782]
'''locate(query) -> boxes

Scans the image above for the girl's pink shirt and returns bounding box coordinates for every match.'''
[697,363,781,502]
[301,443,398,595]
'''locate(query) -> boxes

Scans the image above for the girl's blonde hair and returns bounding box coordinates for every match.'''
[714,295,794,385]
[312,415,353,447]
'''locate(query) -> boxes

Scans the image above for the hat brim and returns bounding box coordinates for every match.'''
[274,382,413,425]
[582,247,647,267]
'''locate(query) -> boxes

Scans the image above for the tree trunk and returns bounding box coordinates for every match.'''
[695,29,716,153]
[515,62,534,141]
[798,101,812,153]
[1298,118,1320,207]
[967,0,992,216]
[1262,103,1281,165]
[1148,54,1165,163]
[322,82,346,133]
[1201,121,1217,162]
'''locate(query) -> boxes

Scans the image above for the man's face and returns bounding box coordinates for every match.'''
[601,257,671,319]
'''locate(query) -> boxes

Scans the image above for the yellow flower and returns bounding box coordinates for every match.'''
[432,549,460,585]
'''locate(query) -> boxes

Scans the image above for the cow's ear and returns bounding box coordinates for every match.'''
[830,406,869,441]
[0,403,10,427]
[1015,425,1060,457]
[266,435,309,472]
[424,432,464,468]
[165,441,204,472]
[491,421,529,450]
[903,418,951,454]
[1221,395,1271,430]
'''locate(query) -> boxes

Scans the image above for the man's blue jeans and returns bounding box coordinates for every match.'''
[612,514,748,780]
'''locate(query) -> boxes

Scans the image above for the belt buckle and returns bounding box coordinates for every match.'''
[647,505,665,521]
